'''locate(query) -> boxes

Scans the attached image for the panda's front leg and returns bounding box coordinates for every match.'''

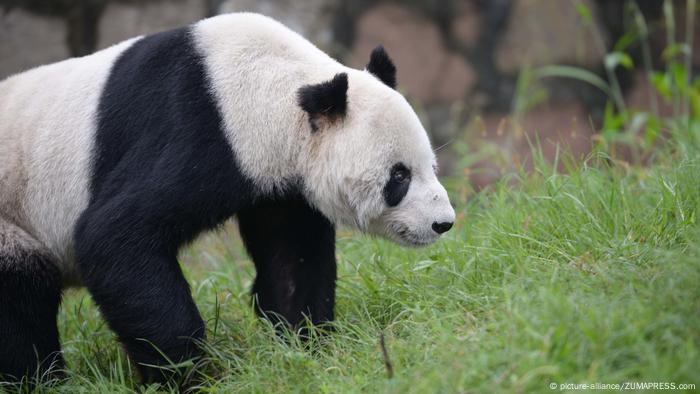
[237,196,337,330]
[74,203,205,384]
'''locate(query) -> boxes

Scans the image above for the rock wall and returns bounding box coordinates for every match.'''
[0,8,68,79]
[98,0,207,50]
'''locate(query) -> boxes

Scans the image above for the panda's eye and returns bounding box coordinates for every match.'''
[391,165,410,183]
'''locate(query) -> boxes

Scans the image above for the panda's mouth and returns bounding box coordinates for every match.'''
[394,225,437,247]
[368,216,439,247]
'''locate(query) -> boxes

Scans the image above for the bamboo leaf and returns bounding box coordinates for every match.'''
[574,1,593,24]
[604,52,634,71]
[535,65,611,96]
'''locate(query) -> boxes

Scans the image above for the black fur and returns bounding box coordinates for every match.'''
[0,250,64,383]
[238,195,336,329]
[297,73,348,131]
[71,26,338,384]
[366,46,396,89]
[75,26,247,383]
[383,163,411,207]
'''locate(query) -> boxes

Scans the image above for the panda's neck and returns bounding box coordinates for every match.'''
[194,29,343,197]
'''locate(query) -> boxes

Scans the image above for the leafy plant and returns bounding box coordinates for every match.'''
[533,0,699,162]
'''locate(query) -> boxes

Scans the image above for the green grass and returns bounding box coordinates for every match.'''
[4,147,700,393]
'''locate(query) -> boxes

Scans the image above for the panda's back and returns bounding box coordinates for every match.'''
[0,38,138,272]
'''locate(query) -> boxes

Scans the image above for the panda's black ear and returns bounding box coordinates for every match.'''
[366,45,396,89]
[297,73,348,132]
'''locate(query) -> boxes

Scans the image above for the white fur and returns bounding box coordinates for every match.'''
[0,218,45,270]
[0,38,138,282]
[194,13,454,245]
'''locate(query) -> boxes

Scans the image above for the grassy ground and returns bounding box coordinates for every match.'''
[4,145,700,393]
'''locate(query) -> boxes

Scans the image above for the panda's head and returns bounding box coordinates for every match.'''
[297,46,455,246]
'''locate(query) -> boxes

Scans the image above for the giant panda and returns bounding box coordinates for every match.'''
[0,13,455,383]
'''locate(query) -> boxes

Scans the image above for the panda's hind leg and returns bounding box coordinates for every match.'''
[237,196,337,332]
[0,217,64,382]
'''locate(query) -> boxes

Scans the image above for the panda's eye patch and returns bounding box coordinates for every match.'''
[384,163,411,207]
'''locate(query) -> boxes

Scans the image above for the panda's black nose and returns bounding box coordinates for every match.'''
[432,221,453,234]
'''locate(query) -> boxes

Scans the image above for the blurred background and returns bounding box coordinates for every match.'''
[1,0,697,191]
